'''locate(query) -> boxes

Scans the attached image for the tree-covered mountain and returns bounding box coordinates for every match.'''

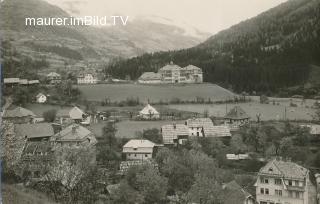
[107,0,320,96]
[0,0,209,73]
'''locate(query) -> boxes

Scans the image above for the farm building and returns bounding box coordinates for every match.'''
[51,124,97,147]
[77,72,98,84]
[138,72,162,84]
[15,123,54,141]
[69,106,89,124]
[161,123,189,145]
[139,104,160,119]
[3,106,36,124]
[185,118,231,137]
[224,106,250,130]
[3,78,20,85]
[122,139,156,160]
[36,93,47,103]
[46,72,61,84]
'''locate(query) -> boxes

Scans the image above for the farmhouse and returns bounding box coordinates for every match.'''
[69,106,89,124]
[185,118,213,137]
[36,93,47,103]
[139,104,160,119]
[255,158,316,204]
[122,139,156,160]
[138,72,162,84]
[77,72,98,84]
[161,123,189,145]
[47,72,61,84]
[15,123,54,141]
[51,124,97,147]
[224,106,250,130]
[3,106,36,124]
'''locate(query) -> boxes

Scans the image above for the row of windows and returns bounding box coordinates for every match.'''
[128,153,149,157]
[260,188,282,196]
[260,202,281,204]
[260,177,301,186]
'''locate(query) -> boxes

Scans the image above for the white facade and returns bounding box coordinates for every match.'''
[77,73,98,84]
[255,159,314,204]
[122,140,155,161]
[36,93,47,103]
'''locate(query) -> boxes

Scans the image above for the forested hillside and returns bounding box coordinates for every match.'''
[107,0,320,96]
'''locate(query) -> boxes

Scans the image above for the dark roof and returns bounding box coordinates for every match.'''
[225,106,250,120]
[15,123,54,139]
[3,107,36,118]
[223,181,253,204]
[23,141,52,155]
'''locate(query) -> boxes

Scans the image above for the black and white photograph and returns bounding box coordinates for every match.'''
[0,0,320,203]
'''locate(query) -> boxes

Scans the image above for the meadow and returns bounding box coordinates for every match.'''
[76,83,236,103]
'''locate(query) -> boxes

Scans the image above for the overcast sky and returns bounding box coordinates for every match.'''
[45,0,287,34]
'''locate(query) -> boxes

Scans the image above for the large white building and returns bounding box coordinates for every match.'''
[138,62,203,84]
[255,158,317,204]
[77,72,98,84]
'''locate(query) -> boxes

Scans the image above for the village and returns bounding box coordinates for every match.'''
[1,61,320,204]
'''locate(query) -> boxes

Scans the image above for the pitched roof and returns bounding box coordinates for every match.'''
[225,106,250,120]
[183,65,202,71]
[161,124,189,144]
[53,124,97,144]
[123,139,155,150]
[223,180,253,204]
[139,72,161,80]
[3,107,36,118]
[15,123,54,139]
[139,104,159,115]
[23,141,52,155]
[159,63,182,71]
[204,125,232,137]
[69,106,85,120]
[47,72,61,77]
[259,159,308,180]
[186,118,213,128]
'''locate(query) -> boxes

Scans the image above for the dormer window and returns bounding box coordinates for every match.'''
[268,167,273,172]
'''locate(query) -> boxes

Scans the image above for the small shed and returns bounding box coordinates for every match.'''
[139,104,160,119]
[36,93,47,103]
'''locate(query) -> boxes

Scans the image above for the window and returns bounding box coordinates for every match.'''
[295,191,300,198]
[288,180,292,186]
[145,154,148,157]
[265,188,269,195]
[275,179,282,185]
[260,188,264,194]
[288,191,293,198]
[260,177,269,184]
[134,154,137,157]
[275,190,282,196]
[260,202,267,204]
[295,180,299,186]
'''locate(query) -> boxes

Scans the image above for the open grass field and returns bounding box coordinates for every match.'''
[169,102,316,121]
[77,83,236,103]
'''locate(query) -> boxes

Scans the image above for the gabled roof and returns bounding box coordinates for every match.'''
[182,65,202,71]
[15,123,54,139]
[223,180,253,204]
[3,107,36,118]
[23,141,52,155]
[259,159,308,180]
[53,124,97,144]
[204,125,232,137]
[139,104,159,115]
[159,63,182,71]
[123,139,155,150]
[139,72,161,80]
[47,72,61,77]
[162,124,189,144]
[69,106,85,120]
[225,106,250,120]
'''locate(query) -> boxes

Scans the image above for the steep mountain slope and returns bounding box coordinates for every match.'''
[0,0,208,73]
[107,0,320,96]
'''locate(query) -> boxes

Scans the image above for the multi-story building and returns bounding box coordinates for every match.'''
[122,139,156,160]
[138,62,203,84]
[255,158,316,204]
[77,72,98,84]
[46,72,61,84]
